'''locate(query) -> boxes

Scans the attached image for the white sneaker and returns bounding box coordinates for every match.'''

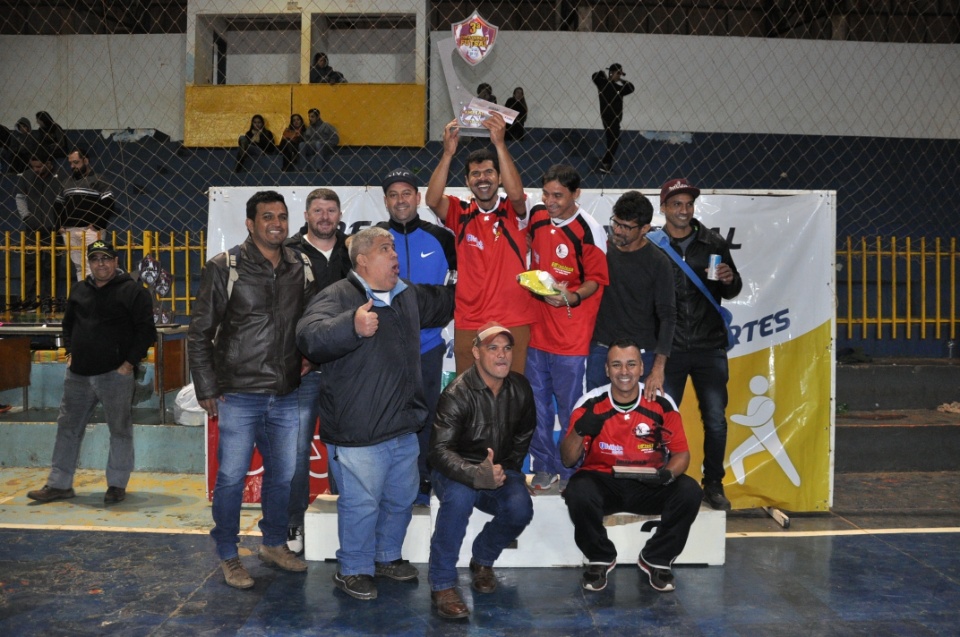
[286,525,304,555]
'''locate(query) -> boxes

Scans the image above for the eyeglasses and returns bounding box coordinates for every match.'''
[89,256,115,264]
[609,217,640,232]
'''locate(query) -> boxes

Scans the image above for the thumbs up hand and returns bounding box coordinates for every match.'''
[473,447,506,490]
[354,298,379,337]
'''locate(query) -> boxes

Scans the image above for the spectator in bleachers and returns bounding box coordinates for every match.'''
[302,108,339,172]
[55,147,117,280]
[1,117,32,174]
[477,83,497,104]
[235,114,277,173]
[504,87,527,141]
[33,111,68,161]
[15,149,61,306]
[278,113,306,172]
[310,53,347,84]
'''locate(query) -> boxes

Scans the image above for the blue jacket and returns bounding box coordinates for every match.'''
[378,215,457,354]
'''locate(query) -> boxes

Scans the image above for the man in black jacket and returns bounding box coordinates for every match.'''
[296,227,454,602]
[27,240,155,505]
[591,63,635,174]
[426,322,535,620]
[283,187,351,554]
[188,191,316,589]
[656,178,742,512]
[56,148,117,280]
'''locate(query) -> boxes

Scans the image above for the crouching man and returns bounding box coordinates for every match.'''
[427,322,536,619]
[560,338,702,593]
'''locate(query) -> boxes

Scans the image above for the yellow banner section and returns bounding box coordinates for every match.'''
[678,320,834,512]
[184,84,425,148]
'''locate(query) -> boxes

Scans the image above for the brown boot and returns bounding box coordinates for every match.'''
[469,559,497,593]
[431,587,469,619]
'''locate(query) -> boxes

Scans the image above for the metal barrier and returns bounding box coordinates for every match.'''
[837,237,959,340]
[4,232,958,341]
[2,230,206,317]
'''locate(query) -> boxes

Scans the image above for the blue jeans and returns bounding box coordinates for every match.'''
[525,347,586,479]
[48,368,135,490]
[662,349,730,483]
[326,433,419,576]
[288,370,322,527]
[211,390,299,560]
[586,342,656,391]
[428,470,533,591]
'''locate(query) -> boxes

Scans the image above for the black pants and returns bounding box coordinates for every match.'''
[601,116,622,168]
[564,470,702,567]
[22,234,59,301]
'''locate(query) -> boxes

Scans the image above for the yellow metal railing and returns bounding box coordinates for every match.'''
[837,237,959,339]
[4,232,959,339]
[2,230,206,317]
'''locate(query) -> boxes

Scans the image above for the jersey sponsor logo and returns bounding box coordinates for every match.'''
[466,233,485,250]
[550,261,574,275]
[634,422,652,437]
[598,442,624,455]
[420,251,436,258]
[556,244,569,259]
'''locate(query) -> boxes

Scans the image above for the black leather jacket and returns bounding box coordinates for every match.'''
[429,366,536,488]
[188,237,315,400]
[661,219,741,351]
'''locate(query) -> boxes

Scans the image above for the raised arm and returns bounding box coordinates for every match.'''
[483,113,526,217]
[425,119,460,221]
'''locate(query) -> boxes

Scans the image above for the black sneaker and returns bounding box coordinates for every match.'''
[104,486,126,504]
[702,481,731,511]
[375,558,419,581]
[581,560,616,592]
[638,553,676,592]
[333,571,378,600]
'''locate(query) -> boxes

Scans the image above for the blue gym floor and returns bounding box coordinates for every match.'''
[1,468,959,636]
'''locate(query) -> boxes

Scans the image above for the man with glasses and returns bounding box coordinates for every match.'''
[656,178,742,511]
[27,240,155,505]
[586,191,675,401]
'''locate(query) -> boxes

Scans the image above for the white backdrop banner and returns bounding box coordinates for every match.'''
[207,187,836,511]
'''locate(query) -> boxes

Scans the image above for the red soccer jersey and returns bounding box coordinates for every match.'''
[527,205,609,355]
[567,386,688,475]
[444,194,535,330]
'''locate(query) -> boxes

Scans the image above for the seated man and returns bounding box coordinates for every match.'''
[560,338,702,593]
[427,323,536,619]
[302,108,339,172]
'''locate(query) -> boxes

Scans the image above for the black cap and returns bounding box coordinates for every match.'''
[382,167,418,193]
[87,240,117,259]
[609,63,625,76]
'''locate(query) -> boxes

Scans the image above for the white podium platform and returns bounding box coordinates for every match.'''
[304,491,725,567]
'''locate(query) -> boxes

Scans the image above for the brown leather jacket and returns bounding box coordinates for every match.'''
[429,365,536,488]
[188,236,315,400]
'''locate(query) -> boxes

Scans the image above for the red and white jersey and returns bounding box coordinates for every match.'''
[444,194,535,330]
[528,205,609,355]
[567,385,688,475]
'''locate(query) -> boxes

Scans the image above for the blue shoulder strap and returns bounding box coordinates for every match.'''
[647,229,735,350]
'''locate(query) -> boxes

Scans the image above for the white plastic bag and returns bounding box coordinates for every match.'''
[173,383,206,427]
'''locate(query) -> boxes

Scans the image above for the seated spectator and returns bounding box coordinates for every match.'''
[477,83,497,104]
[504,87,527,141]
[278,113,306,172]
[302,108,339,172]
[309,53,347,84]
[33,111,68,160]
[235,114,276,173]
[1,117,32,174]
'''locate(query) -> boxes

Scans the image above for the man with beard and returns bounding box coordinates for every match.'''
[586,191,675,398]
[425,112,534,375]
[55,148,117,280]
[377,168,457,507]
[283,188,352,554]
